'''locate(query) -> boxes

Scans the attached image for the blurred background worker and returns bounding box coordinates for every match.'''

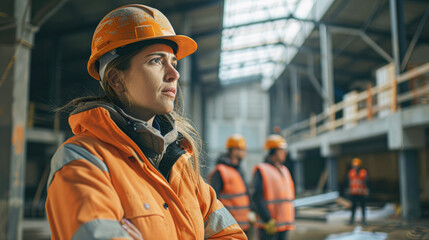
[252,135,295,240]
[346,158,369,225]
[209,134,251,234]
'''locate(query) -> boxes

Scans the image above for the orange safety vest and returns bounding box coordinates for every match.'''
[253,163,295,231]
[210,164,251,230]
[348,168,368,196]
[46,106,245,240]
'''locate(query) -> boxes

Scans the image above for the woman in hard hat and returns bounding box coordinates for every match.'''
[45,4,246,240]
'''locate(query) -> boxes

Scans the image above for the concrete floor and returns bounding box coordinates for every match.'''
[22,217,429,240]
[245,218,429,240]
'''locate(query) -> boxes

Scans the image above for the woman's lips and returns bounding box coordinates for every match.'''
[162,87,176,97]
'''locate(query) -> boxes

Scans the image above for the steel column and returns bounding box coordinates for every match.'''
[399,150,421,219]
[390,0,407,75]
[390,0,421,220]
[290,66,301,124]
[294,159,305,194]
[319,24,334,111]
[0,0,35,239]
[325,157,338,192]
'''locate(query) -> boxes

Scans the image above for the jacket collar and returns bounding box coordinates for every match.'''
[69,101,178,167]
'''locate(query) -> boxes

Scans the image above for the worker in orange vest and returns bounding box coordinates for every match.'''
[252,135,295,240]
[209,134,251,234]
[346,158,369,225]
[45,4,246,240]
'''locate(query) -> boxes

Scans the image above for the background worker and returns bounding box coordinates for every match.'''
[346,158,369,225]
[252,135,295,240]
[209,134,251,234]
[45,4,246,240]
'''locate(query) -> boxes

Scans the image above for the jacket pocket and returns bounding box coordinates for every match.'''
[123,196,165,219]
[123,196,171,239]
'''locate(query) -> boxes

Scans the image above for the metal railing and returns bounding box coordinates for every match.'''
[284,62,429,142]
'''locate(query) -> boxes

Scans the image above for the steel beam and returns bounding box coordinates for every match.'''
[31,0,69,27]
[329,26,393,62]
[306,53,327,101]
[401,5,429,71]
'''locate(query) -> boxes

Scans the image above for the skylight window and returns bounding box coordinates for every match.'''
[219,0,333,88]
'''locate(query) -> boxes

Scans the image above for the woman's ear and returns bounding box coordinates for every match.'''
[107,69,126,93]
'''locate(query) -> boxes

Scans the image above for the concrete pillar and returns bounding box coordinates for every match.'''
[399,150,421,219]
[388,115,423,219]
[319,24,334,111]
[0,0,35,239]
[325,157,338,192]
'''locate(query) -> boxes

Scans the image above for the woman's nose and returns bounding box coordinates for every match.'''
[165,63,180,82]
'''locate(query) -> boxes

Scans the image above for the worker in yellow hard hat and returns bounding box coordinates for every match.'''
[252,135,295,240]
[208,134,251,235]
[346,158,369,225]
[45,4,246,240]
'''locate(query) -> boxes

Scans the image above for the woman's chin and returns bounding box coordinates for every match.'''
[157,105,174,115]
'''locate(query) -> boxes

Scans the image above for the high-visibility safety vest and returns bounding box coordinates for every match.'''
[46,106,245,240]
[348,168,368,196]
[210,164,251,230]
[253,163,295,231]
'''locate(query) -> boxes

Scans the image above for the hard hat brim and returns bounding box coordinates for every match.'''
[87,35,197,80]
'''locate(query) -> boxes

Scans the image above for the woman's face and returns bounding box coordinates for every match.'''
[120,43,180,121]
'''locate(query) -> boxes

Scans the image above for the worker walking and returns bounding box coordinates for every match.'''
[346,158,369,225]
[209,134,251,234]
[252,135,295,240]
[45,4,246,240]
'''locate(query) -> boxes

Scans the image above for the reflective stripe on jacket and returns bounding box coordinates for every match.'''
[253,163,295,231]
[348,168,368,196]
[46,106,246,240]
[209,164,250,230]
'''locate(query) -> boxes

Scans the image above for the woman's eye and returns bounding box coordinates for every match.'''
[150,58,161,64]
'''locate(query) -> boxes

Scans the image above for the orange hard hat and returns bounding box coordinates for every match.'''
[352,158,362,167]
[264,135,287,150]
[226,134,246,150]
[87,4,198,80]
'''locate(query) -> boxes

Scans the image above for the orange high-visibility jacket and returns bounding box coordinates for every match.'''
[46,106,246,240]
[253,163,295,231]
[210,164,251,230]
[348,168,368,196]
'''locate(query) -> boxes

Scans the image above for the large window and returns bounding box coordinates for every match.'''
[219,0,333,88]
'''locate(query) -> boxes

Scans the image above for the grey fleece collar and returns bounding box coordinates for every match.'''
[72,101,178,168]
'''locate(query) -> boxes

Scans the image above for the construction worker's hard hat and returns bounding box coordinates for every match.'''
[352,158,362,167]
[264,135,287,150]
[225,134,246,150]
[87,4,198,80]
